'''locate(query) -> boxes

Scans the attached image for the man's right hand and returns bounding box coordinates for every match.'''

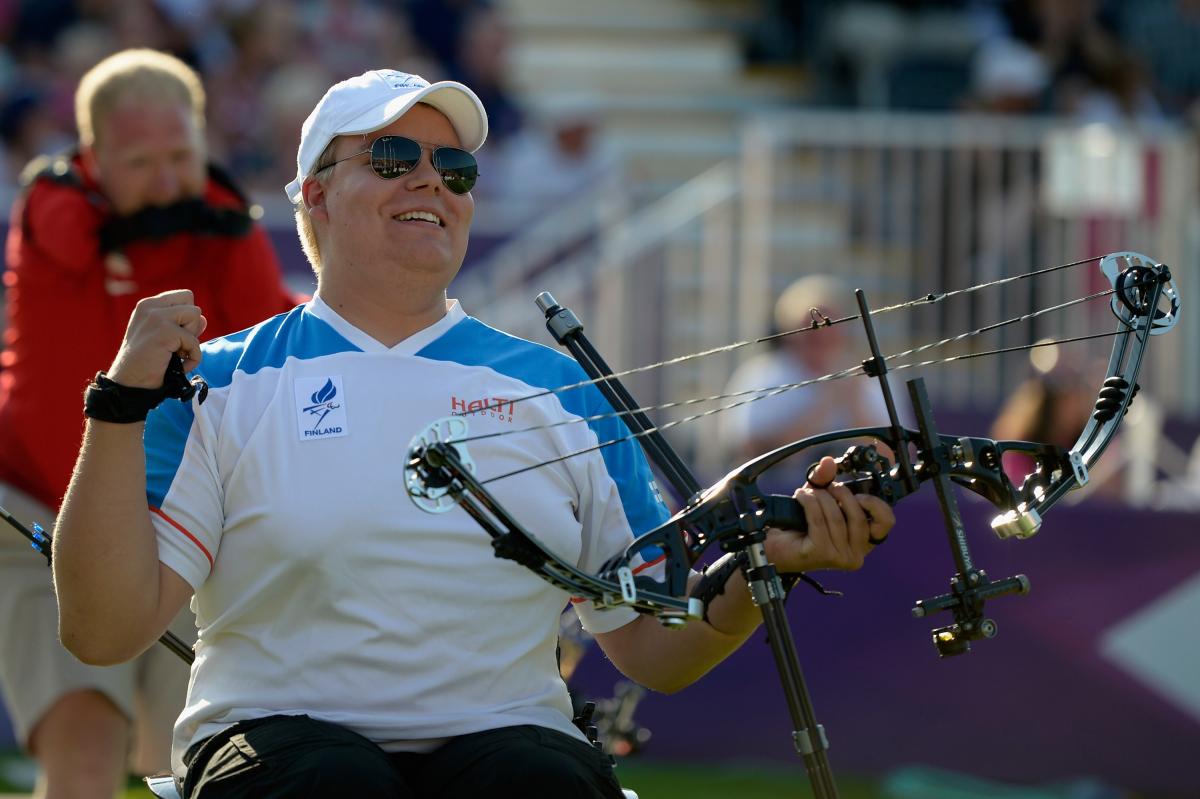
[106,289,208,388]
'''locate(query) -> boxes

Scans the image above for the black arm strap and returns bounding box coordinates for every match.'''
[691,551,841,624]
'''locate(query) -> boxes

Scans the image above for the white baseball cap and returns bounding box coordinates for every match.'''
[285,69,488,204]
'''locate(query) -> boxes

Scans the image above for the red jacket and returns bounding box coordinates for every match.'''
[0,153,300,510]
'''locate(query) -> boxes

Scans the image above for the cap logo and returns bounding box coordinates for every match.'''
[381,71,428,90]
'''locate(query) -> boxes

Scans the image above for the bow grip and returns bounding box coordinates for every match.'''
[761,494,809,532]
[760,475,891,533]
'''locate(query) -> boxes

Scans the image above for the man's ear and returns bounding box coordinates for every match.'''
[80,145,100,183]
[302,177,329,222]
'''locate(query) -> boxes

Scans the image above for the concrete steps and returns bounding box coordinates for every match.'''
[498,0,804,188]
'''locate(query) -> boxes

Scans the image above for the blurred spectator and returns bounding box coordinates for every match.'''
[3,0,1199,222]
[989,355,1128,500]
[404,0,486,78]
[0,48,299,798]
[0,88,69,186]
[478,94,616,226]
[299,0,423,80]
[966,0,1162,122]
[247,60,334,202]
[967,35,1049,113]
[7,0,81,64]
[203,0,301,177]
[44,21,119,129]
[718,275,893,489]
[1115,0,1200,118]
[450,4,523,145]
[991,363,1093,449]
[109,0,195,59]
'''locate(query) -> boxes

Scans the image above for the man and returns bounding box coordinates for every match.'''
[0,49,299,798]
[52,69,895,798]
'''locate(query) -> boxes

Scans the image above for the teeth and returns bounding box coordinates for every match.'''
[395,210,442,225]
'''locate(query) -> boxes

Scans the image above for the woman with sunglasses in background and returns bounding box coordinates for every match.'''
[50,69,893,798]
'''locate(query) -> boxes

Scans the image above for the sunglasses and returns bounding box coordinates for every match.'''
[316,135,478,195]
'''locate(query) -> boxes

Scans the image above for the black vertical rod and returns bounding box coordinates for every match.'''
[906,379,973,574]
[853,289,917,492]
[743,539,840,798]
[1,505,195,665]
[536,293,703,500]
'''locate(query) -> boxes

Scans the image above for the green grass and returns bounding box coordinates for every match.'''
[615,760,881,798]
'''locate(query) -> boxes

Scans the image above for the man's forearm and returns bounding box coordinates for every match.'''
[54,419,164,664]
[598,568,763,694]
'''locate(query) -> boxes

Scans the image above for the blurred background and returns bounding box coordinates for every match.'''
[1,0,1199,797]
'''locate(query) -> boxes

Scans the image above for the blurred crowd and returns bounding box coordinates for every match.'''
[6,1,1200,219]
[0,0,597,223]
[754,0,1200,124]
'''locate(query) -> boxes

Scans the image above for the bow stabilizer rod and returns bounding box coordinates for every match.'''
[536,292,702,501]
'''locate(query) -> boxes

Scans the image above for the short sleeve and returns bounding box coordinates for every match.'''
[570,401,671,634]
[145,389,225,589]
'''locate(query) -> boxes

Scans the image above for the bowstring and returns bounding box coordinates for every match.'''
[481,255,1106,415]
[473,292,1122,487]
[450,287,1114,450]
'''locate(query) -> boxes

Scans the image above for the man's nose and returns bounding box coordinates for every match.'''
[149,163,182,203]
[402,149,440,191]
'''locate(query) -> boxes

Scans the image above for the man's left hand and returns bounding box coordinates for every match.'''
[765,456,896,573]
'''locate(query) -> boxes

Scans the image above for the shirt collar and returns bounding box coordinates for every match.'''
[306,294,466,355]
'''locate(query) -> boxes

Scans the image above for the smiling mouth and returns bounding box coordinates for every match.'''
[393,210,444,227]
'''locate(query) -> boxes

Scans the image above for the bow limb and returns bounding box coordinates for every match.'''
[990,253,1179,536]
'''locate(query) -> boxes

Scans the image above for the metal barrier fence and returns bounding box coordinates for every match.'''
[739,111,1197,416]
[454,111,1199,483]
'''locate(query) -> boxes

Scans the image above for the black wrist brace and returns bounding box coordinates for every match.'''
[84,372,175,423]
[84,356,210,423]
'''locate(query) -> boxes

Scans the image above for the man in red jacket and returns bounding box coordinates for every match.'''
[0,48,299,798]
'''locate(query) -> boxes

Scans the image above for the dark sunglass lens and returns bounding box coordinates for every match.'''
[371,136,421,179]
[433,147,478,194]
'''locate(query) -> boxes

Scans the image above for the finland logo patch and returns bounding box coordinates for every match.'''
[294,376,348,440]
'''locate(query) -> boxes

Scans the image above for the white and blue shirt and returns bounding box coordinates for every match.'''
[145,297,669,775]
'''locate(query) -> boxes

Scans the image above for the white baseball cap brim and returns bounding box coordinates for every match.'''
[285,69,488,204]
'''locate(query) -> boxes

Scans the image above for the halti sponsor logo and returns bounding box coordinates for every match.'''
[450,395,514,422]
[294,376,348,440]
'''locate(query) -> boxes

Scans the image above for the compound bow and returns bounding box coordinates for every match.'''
[404,251,1179,798]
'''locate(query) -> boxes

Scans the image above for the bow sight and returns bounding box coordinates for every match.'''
[404,251,1178,799]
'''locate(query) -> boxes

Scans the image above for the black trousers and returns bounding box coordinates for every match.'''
[182,714,626,799]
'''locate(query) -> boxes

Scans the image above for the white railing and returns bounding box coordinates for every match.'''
[737,111,1198,417]
[455,161,741,476]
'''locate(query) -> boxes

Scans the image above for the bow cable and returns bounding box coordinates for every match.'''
[469,255,1107,415]
[477,317,1129,488]
[444,288,1117,459]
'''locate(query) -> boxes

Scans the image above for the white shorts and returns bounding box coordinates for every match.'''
[0,482,195,774]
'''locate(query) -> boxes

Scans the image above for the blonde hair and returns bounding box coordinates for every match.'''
[75,48,205,147]
[294,139,341,274]
[774,274,848,331]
